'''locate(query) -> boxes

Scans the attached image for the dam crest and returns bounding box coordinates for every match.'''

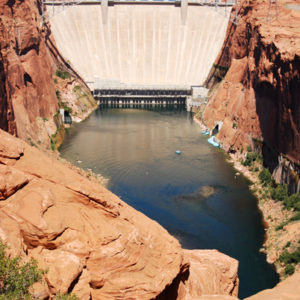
[47,0,234,90]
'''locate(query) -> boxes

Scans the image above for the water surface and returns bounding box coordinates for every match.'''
[60,106,279,298]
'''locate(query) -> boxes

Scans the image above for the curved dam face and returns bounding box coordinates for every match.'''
[49,3,230,87]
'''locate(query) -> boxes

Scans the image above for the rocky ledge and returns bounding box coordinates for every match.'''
[0,129,239,299]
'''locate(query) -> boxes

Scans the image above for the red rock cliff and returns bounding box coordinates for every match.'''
[0,0,58,140]
[0,0,96,149]
[203,0,300,181]
[0,129,239,299]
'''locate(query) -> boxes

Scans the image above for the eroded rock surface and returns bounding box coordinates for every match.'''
[0,0,96,149]
[203,0,300,168]
[178,250,239,300]
[0,0,58,143]
[0,129,239,299]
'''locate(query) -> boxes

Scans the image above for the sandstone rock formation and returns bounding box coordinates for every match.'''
[0,0,58,144]
[245,271,300,300]
[0,129,239,299]
[0,0,96,149]
[202,0,300,189]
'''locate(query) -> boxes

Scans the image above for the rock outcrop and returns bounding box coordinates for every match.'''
[202,0,300,189]
[0,129,239,299]
[245,272,300,300]
[0,0,96,149]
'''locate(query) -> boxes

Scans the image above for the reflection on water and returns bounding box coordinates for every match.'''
[60,106,279,298]
[173,185,216,203]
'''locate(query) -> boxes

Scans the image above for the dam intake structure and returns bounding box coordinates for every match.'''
[93,83,190,105]
[92,82,209,109]
[45,0,237,93]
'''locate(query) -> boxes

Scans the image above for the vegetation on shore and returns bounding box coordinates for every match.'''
[238,147,300,277]
[0,241,78,299]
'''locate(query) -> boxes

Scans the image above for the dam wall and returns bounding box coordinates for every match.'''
[48,3,231,88]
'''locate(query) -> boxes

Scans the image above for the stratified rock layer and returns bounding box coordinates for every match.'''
[0,129,239,299]
[203,0,300,167]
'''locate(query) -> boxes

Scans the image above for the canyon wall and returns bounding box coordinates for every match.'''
[0,0,58,143]
[0,0,96,149]
[203,0,300,191]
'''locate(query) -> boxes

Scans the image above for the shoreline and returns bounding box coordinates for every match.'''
[59,104,110,188]
[193,115,299,278]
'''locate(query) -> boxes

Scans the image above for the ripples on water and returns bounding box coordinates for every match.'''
[60,106,279,298]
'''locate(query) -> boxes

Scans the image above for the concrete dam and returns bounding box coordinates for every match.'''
[47,0,233,90]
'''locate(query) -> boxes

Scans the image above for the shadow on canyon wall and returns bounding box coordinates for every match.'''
[254,54,300,192]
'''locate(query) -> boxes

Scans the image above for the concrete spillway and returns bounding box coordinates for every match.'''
[49,3,231,88]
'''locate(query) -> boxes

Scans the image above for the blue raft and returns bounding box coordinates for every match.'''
[208,136,220,148]
[201,130,210,135]
[175,150,181,154]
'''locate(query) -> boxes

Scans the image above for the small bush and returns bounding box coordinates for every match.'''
[271,184,288,202]
[275,221,288,231]
[73,85,81,93]
[62,103,72,113]
[270,184,300,211]
[279,247,300,264]
[56,69,71,80]
[54,292,79,300]
[259,168,272,186]
[50,132,57,151]
[0,241,43,299]
[285,264,295,275]
[290,212,300,221]
[56,90,61,101]
[242,152,259,167]
[284,193,300,211]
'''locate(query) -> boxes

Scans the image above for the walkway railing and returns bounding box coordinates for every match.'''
[42,0,238,24]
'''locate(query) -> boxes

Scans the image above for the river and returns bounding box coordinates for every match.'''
[60,105,279,298]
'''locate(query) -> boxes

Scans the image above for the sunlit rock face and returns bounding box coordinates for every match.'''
[0,129,239,299]
[203,0,300,187]
[0,0,58,143]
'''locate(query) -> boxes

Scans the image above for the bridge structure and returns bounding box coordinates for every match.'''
[45,0,237,106]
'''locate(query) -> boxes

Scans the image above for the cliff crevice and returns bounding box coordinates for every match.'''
[203,0,300,190]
